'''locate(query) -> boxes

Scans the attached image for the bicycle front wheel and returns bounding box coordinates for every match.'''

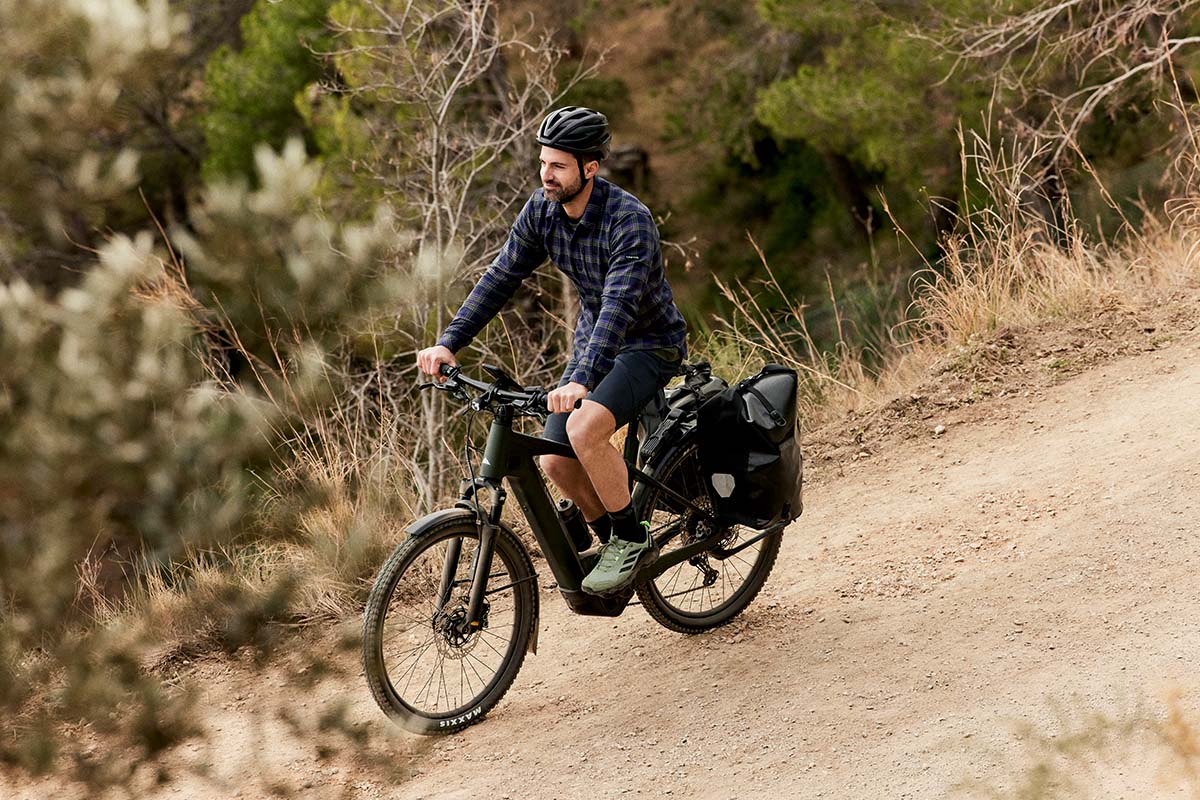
[362,517,537,735]
[634,440,783,633]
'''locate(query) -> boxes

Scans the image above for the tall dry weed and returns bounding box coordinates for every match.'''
[707,127,1200,431]
[703,235,904,427]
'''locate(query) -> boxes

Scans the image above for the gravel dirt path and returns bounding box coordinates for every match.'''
[10,325,1200,800]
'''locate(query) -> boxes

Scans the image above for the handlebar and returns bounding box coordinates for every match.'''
[429,363,549,418]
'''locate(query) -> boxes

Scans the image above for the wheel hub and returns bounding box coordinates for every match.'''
[433,600,489,659]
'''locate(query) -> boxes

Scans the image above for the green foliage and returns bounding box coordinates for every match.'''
[754,1,985,224]
[0,1,402,781]
[0,132,400,785]
[176,138,405,365]
[681,134,840,305]
[201,0,332,182]
[297,88,382,214]
[0,0,189,275]
[0,228,273,778]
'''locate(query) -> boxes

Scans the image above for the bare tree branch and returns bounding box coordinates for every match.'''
[942,0,1200,162]
[318,0,603,506]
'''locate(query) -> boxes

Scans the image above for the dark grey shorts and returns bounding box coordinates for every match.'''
[542,349,681,446]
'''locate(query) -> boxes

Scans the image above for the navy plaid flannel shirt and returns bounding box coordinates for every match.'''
[436,177,687,389]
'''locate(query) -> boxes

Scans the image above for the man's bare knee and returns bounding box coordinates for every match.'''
[565,401,616,452]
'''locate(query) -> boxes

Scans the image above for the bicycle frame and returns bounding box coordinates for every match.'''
[443,402,731,622]
[424,364,791,629]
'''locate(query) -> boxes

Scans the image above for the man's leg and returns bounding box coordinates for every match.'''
[563,400,629,513]
[539,454,605,521]
[539,407,613,542]
[568,399,658,595]
[558,350,679,592]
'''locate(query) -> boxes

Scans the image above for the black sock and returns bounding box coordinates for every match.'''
[609,504,646,543]
[587,514,612,545]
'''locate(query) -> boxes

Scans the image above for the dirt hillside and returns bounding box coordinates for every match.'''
[9,312,1200,799]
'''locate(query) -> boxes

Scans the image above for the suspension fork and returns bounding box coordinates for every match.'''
[464,485,507,628]
[433,481,507,620]
[434,535,463,613]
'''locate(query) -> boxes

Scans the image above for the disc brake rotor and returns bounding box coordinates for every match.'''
[433,600,489,659]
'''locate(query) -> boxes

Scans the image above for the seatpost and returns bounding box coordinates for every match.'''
[623,421,641,491]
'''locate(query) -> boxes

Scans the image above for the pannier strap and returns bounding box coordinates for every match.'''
[744,386,787,427]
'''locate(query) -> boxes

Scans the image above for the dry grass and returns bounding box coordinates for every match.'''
[94,129,1200,686]
[96,384,426,660]
[706,131,1200,434]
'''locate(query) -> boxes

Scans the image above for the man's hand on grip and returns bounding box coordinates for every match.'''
[417,345,457,383]
[547,381,587,414]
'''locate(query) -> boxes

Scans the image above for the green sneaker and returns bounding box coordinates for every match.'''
[581,523,658,595]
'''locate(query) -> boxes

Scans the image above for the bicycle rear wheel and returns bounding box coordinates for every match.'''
[634,440,783,633]
[362,517,537,734]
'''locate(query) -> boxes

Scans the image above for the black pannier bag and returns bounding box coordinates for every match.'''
[696,364,803,528]
[639,361,727,468]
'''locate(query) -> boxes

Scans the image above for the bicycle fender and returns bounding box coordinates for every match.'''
[400,507,541,656]
[402,506,478,538]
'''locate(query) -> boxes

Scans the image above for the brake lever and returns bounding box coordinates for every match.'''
[424,377,469,403]
[520,389,549,420]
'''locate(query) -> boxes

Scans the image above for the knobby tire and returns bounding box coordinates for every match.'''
[362,519,537,735]
[634,441,783,633]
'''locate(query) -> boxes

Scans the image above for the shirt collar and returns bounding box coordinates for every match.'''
[558,176,608,231]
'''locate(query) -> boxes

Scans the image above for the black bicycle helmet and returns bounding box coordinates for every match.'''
[536,106,611,160]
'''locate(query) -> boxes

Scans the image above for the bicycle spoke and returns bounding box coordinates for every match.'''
[393,633,436,681]
[438,661,449,712]
[409,648,441,705]
[638,442,779,622]
[388,634,436,666]
[464,650,497,682]
[475,631,507,660]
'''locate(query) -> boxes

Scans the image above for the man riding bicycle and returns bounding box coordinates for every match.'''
[416,106,688,596]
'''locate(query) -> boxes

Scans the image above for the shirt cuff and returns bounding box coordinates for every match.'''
[569,365,594,390]
[436,332,465,353]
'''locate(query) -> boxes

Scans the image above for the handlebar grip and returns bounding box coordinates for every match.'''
[438,362,458,378]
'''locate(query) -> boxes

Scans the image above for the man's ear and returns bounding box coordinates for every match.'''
[585,159,600,180]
